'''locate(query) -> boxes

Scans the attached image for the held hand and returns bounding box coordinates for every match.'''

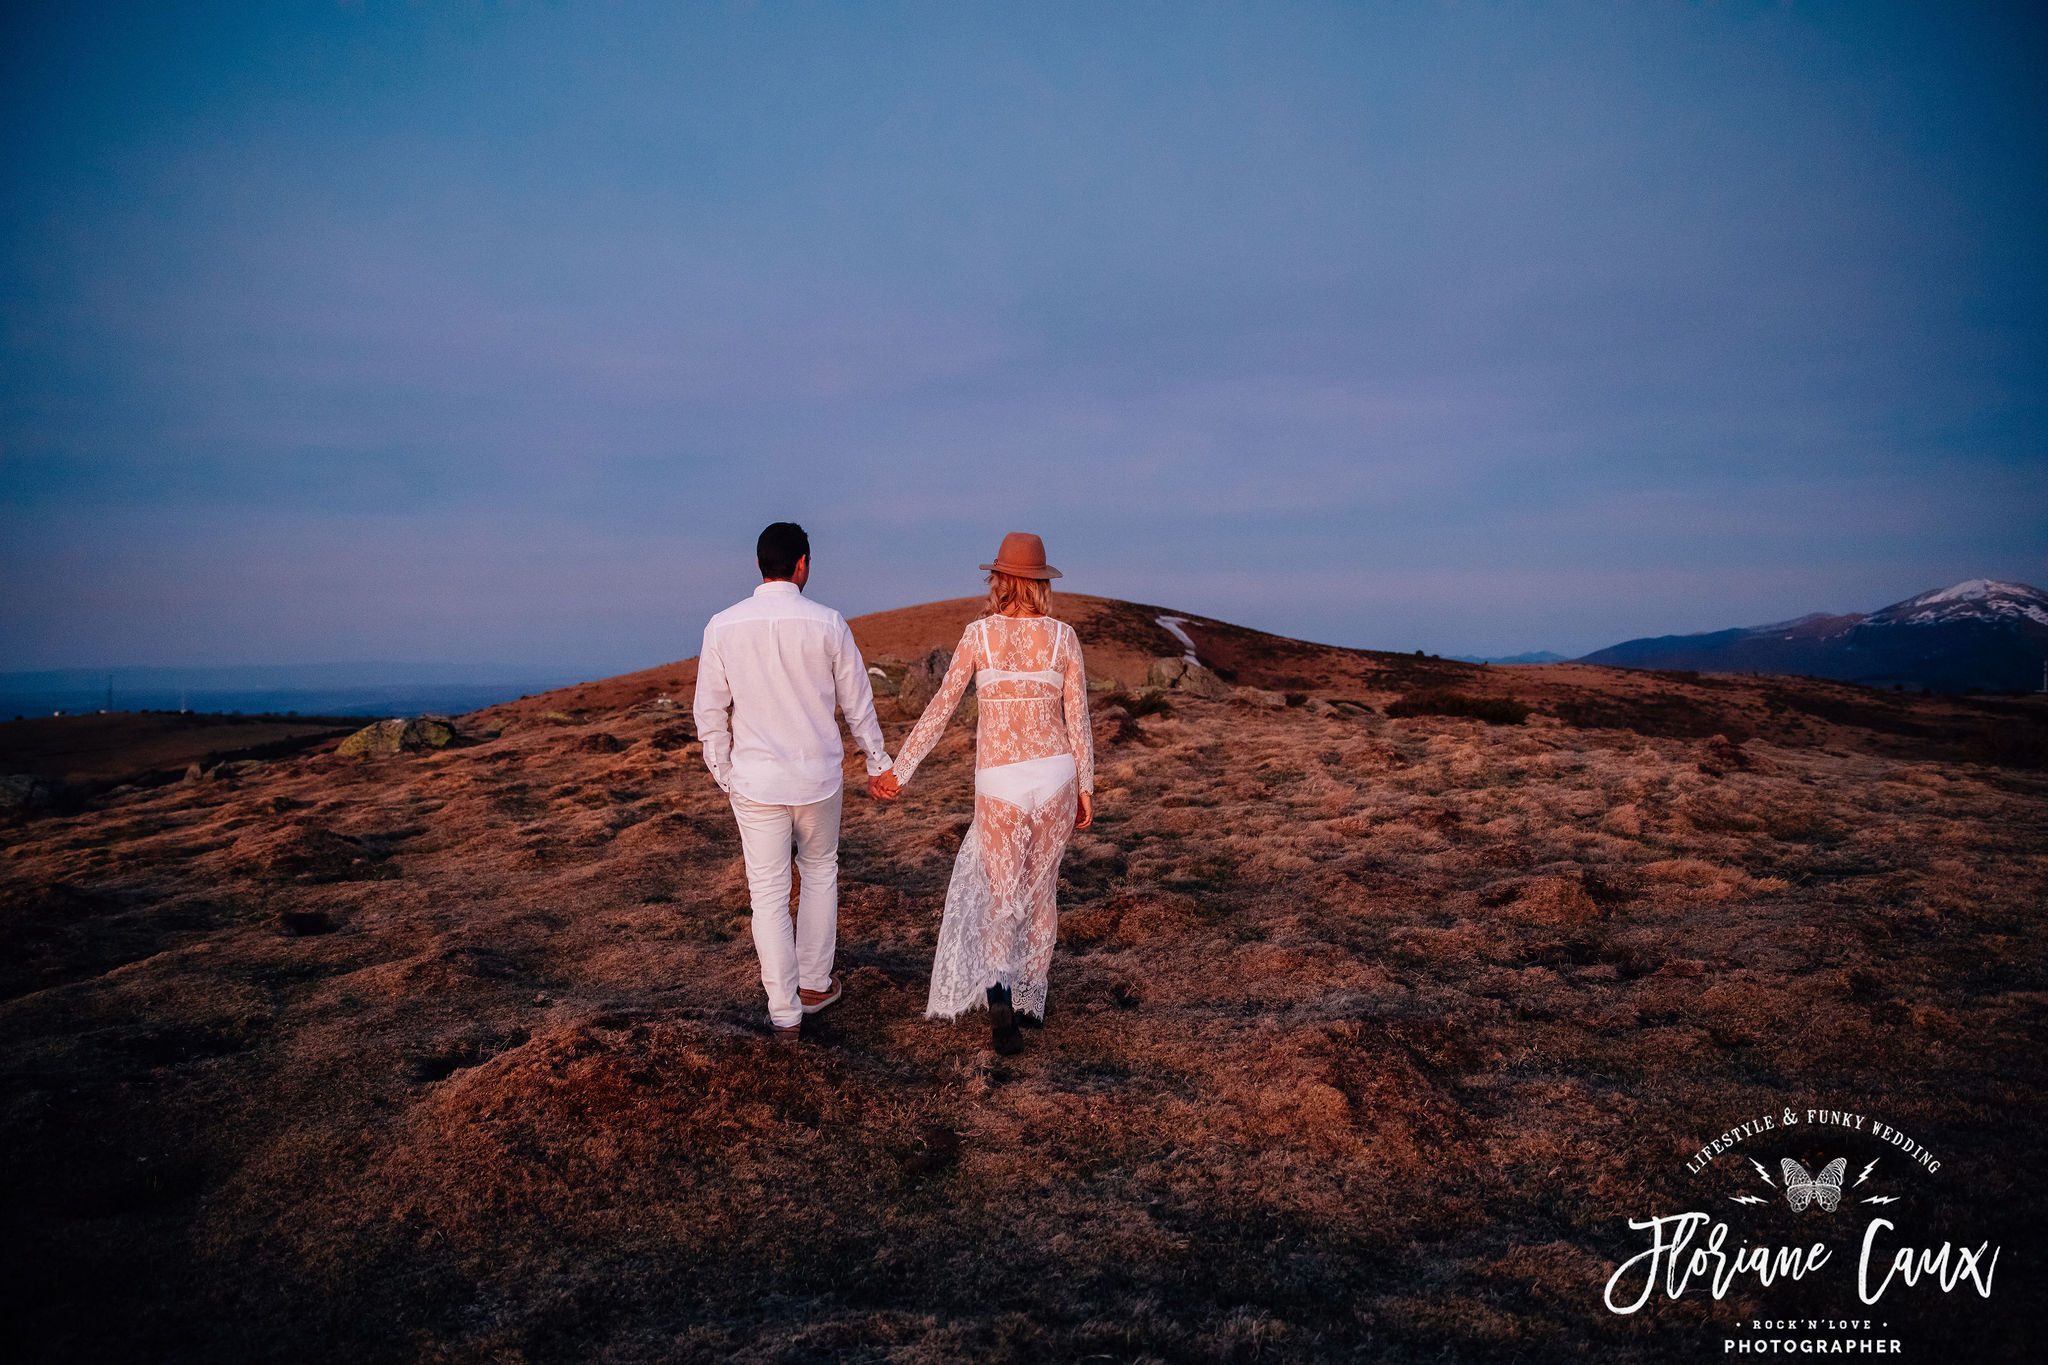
[869,770,900,801]
[1075,791,1093,830]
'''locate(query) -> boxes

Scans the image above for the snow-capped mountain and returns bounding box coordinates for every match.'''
[1864,579,2048,630]
[1576,580,2048,692]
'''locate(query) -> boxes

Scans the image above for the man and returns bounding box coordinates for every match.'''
[692,522,893,1042]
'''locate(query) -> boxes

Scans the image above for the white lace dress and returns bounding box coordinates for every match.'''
[892,613,1094,1021]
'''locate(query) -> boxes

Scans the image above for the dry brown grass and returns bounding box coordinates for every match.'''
[3,633,2045,1362]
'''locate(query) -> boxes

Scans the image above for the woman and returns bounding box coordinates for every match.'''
[870,532,1094,1054]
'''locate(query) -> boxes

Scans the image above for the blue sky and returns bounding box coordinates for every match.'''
[3,1,2042,672]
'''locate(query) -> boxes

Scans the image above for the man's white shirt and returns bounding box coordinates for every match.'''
[692,581,893,806]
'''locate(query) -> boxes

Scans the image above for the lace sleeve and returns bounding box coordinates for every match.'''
[1061,622,1094,794]
[892,622,979,788]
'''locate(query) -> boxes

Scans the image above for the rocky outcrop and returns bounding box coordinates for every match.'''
[1145,656,1231,701]
[1146,656,1188,689]
[0,773,52,820]
[895,648,976,722]
[896,649,951,714]
[1178,665,1231,701]
[1230,686,1288,709]
[335,718,457,758]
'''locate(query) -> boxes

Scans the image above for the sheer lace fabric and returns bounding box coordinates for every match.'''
[893,615,1094,1020]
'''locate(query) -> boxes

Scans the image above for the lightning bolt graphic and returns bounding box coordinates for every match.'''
[1751,1158,1776,1187]
[1861,1196,1900,1205]
[1856,1159,1879,1187]
[1730,1194,1769,1206]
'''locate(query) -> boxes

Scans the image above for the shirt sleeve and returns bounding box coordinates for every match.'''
[891,622,979,789]
[1061,621,1094,794]
[832,618,893,776]
[690,622,733,792]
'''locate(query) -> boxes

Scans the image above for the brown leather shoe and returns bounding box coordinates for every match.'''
[771,1023,802,1045]
[798,976,843,1014]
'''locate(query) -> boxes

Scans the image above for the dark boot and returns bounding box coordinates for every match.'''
[987,983,1023,1055]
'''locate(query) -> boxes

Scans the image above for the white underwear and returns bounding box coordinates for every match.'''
[974,752,1077,815]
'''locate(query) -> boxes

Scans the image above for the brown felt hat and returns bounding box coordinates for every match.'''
[980,531,1062,580]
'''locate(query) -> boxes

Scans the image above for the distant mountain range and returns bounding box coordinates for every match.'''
[1576,579,2048,692]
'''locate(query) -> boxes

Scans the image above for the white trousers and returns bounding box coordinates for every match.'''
[729,788,842,1027]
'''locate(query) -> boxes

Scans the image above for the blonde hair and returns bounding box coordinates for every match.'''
[983,570,1051,618]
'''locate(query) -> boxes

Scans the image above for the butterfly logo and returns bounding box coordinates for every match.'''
[1781,1157,1846,1213]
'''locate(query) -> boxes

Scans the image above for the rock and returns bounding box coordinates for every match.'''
[181,762,205,784]
[571,731,624,754]
[897,647,973,719]
[1176,663,1232,701]
[1146,656,1188,689]
[336,721,404,757]
[0,774,53,818]
[1231,686,1288,710]
[897,648,952,715]
[414,719,457,749]
[336,718,458,758]
[1145,655,1228,700]
[865,664,901,696]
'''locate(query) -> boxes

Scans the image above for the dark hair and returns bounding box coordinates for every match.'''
[756,522,810,579]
